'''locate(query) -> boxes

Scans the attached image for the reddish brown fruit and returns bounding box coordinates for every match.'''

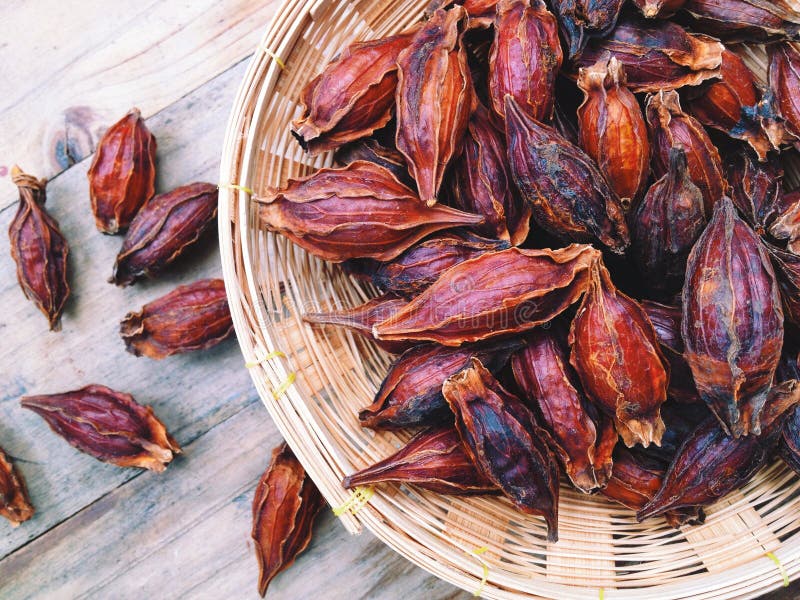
[0,447,35,526]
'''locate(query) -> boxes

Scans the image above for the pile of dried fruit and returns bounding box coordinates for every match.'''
[256,0,800,546]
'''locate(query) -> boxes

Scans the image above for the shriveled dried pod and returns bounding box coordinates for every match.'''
[291,28,417,154]
[646,90,727,213]
[443,358,561,541]
[252,443,325,596]
[779,403,800,476]
[373,232,510,296]
[574,17,723,93]
[120,279,233,359]
[8,166,70,330]
[359,338,523,430]
[450,104,531,244]
[726,146,784,234]
[334,139,412,187]
[512,329,617,493]
[256,161,483,262]
[682,197,784,437]
[569,260,669,448]
[488,0,562,121]
[765,242,800,327]
[303,293,411,355]
[505,96,630,254]
[769,43,800,145]
[638,380,800,520]
[631,0,686,18]
[396,7,473,206]
[111,182,218,287]
[769,190,800,254]
[685,49,776,160]
[21,384,180,472]
[631,147,707,297]
[425,0,500,28]
[681,0,800,42]
[0,447,34,526]
[87,108,157,234]
[577,54,650,209]
[374,244,600,346]
[343,427,496,494]
[550,0,626,60]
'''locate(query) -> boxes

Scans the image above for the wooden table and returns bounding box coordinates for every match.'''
[0,2,796,599]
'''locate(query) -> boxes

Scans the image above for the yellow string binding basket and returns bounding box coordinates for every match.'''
[218,1,800,597]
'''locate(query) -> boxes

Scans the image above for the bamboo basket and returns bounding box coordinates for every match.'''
[218,2,800,597]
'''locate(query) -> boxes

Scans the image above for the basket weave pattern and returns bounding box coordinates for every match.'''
[218,2,800,597]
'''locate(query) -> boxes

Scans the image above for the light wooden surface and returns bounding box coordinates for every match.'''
[0,2,467,598]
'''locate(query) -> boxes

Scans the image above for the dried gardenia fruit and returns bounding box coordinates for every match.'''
[726,145,784,234]
[577,54,650,209]
[631,148,707,297]
[21,384,180,472]
[685,49,775,160]
[111,182,218,286]
[252,443,325,597]
[769,43,800,145]
[8,166,70,331]
[505,96,630,254]
[646,90,727,213]
[631,0,686,18]
[769,190,800,253]
[291,28,417,154]
[488,0,562,121]
[681,0,800,42]
[334,139,412,187]
[512,329,617,493]
[575,17,723,93]
[374,244,600,346]
[87,108,157,234]
[569,260,669,448]
[638,380,800,520]
[682,197,784,437]
[0,446,34,526]
[373,232,510,296]
[343,427,496,494]
[443,358,561,541]
[396,7,472,205]
[451,104,531,244]
[779,403,800,476]
[257,161,482,262]
[303,293,411,355]
[550,0,626,60]
[120,279,233,359]
[426,0,500,27]
[764,242,800,327]
[360,338,523,429]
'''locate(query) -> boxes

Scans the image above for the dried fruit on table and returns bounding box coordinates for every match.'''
[360,338,524,430]
[574,17,723,93]
[685,49,777,160]
[334,139,412,187]
[252,443,325,597]
[569,260,669,448]
[0,446,34,526]
[343,427,496,494]
[764,242,800,327]
[769,43,800,146]
[682,197,784,437]
[443,358,561,541]
[638,380,800,520]
[601,446,704,527]
[504,96,629,254]
[488,0,562,121]
[631,0,686,18]
[8,166,70,331]
[512,328,617,493]
[769,190,800,253]
[631,148,707,297]
[291,28,417,154]
[646,90,727,213]
[87,108,156,234]
[257,161,483,262]
[396,7,472,206]
[550,0,626,60]
[450,104,531,244]
[111,182,218,287]
[120,278,233,359]
[726,146,784,234]
[373,232,510,296]
[681,0,800,42]
[303,293,412,355]
[374,244,600,346]
[20,384,180,472]
[577,54,650,209]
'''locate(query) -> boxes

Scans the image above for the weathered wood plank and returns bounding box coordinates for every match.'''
[0,0,280,187]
